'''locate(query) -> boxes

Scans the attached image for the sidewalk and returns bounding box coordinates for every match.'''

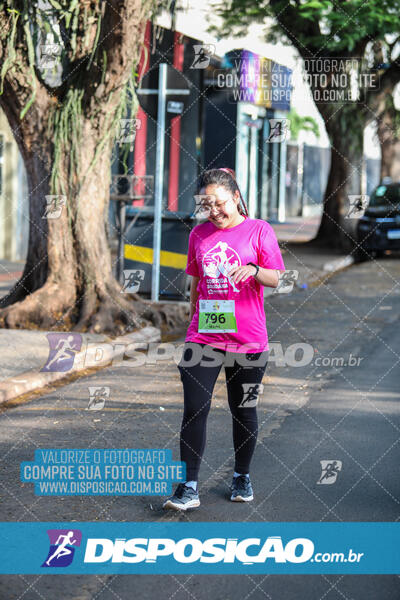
[267,216,354,293]
[0,326,162,404]
[0,220,355,403]
[271,215,320,243]
[272,241,354,292]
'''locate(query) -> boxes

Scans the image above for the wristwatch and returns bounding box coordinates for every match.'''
[247,262,260,277]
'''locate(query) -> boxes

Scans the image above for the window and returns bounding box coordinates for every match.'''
[370,184,400,207]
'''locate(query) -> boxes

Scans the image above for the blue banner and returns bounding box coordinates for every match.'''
[20,449,185,496]
[0,522,398,574]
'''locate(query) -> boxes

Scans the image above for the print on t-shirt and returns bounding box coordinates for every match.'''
[184,218,286,352]
[202,241,241,294]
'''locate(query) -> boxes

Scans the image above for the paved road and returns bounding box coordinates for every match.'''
[0,256,399,599]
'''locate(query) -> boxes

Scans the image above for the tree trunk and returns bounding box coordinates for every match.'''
[312,105,365,252]
[0,104,149,334]
[377,101,400,181]
[0,1,190,335]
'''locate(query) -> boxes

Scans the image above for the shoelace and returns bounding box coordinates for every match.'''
[174,483,187,498]
[175,483,195,498]
[234,475,250,489]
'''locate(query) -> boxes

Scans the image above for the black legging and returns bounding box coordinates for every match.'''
[177,342,269,481]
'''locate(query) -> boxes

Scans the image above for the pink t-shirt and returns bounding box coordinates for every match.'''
[184,216,285,353]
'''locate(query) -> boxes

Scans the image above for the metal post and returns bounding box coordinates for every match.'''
[297,142,304,217]
[278,133,287,222]
[248,126,258,218]
[151,63,167,302]
[118,201,126,285]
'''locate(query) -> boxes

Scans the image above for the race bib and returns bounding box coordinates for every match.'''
[198,299,237,333]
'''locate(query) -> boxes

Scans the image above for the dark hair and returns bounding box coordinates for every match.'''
[199,168,249,216]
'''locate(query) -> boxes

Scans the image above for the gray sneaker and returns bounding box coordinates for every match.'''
[163,483,200,511]
[230,475,254,502]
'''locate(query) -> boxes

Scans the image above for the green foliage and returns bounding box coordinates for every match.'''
[211,0,400,154]
[212,0,400,52]
[287,108,319,141]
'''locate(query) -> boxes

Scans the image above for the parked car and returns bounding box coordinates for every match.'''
[356,183,400,260]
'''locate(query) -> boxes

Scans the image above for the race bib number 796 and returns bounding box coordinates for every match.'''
[198,300,237,333]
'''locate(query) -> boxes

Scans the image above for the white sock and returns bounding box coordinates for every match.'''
[234,472,249,478]
[184,480,197,491]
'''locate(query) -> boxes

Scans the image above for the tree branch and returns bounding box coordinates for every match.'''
[268,0,322,55]
[83,0,152,105]
[0,4,51,124]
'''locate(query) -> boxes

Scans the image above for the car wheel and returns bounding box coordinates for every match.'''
[372,249,384,259]
[355,246,370,262]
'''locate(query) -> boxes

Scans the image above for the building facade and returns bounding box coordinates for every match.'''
[0,111,29,261]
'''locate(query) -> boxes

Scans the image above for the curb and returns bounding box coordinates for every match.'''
[0,253,355,404]
[297,255,355,289]
[0,326,161,405]
[322,255,355,273]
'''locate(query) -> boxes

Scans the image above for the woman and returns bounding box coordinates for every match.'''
[163,168,285,511]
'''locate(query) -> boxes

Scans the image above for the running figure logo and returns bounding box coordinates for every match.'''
[190,44,215,69]
[266,119,290,143]
[346,195,369,218]
[41,333,82,372]
[42,195,66,219]
[42,529,82,567]
[273,270,299,294]
[86,386,110,411]
[202,242,241,293]
[317,460,342,484]
[239,383,264,407]
[121,269,145,293]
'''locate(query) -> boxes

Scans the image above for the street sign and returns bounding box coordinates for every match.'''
[135,64,192,301]
[136,65,191,120]
[136,64,192,302]
[167,100,184,115]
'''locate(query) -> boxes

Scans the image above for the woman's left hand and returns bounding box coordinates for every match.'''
[227,264,257,283]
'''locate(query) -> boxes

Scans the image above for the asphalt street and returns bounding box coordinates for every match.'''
[0,256,399,599]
